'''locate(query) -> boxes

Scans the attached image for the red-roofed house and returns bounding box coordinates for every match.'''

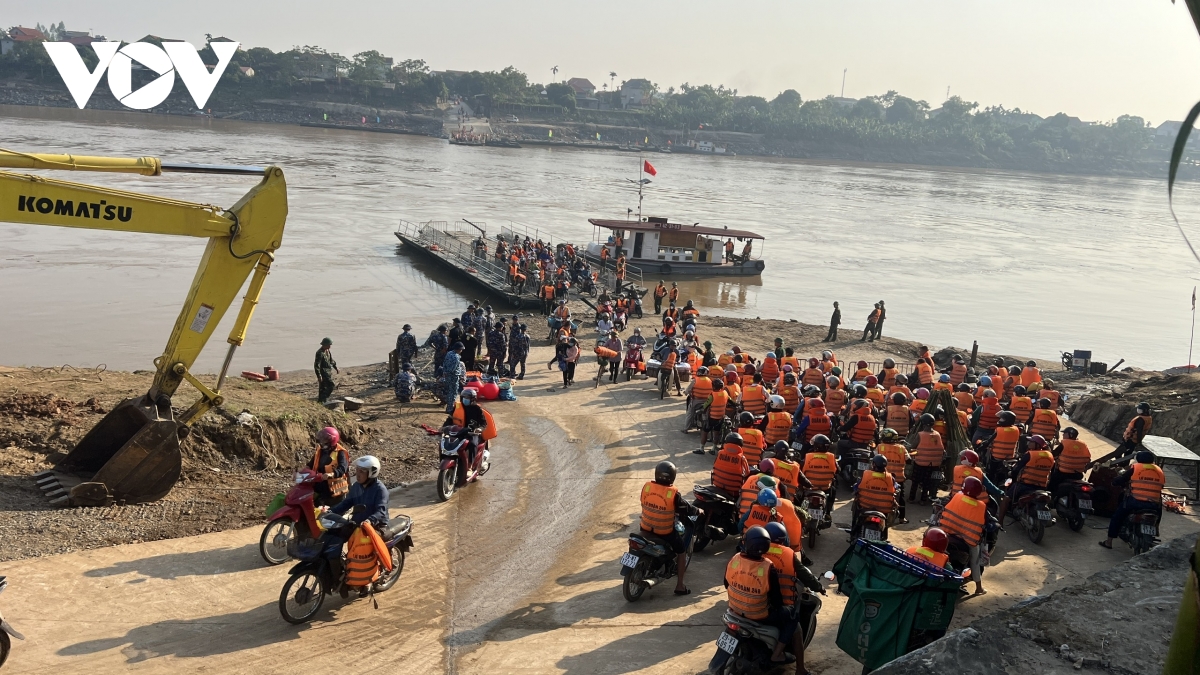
[2,26,45,55]
[566,77,595,97]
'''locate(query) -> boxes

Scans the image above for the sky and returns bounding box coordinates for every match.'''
[6,0,1200,124]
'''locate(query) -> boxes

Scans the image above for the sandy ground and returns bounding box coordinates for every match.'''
[3,320,1198,674]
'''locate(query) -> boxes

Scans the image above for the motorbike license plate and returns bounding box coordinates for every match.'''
[808,508,823,520]
[620,552,639,568]
[1037,510,1052,520]
[863,529,882,541]
[1077,499,1093,511]
[717,632,739,654]
[857,462,869,472]
[1140,525,1157,536]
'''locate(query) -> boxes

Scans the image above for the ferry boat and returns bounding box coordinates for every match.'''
[586,217,765,277]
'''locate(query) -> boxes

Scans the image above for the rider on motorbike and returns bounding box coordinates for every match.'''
[724,526,796,665]
[325,455,389,597]
[1050,426,1091,494]
[905,527,951,570]
[1099,450,1165,550]
[310,426,350,507]
[850,454,900,540]
[764,521,825,675]
[938,476,995,595]
[443,388,491,469]
[802,435,837,519]
[996,434,1055,523]
[639,461,700,594]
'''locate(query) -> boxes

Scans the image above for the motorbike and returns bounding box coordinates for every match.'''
[1118,508,1161,555]
[436,425,491,502]
[260,468,326,565]
[853,508,890,543]
[707,589,824,674]
[1009,485,1055,544]
[278,511,414,624]
[0,577,24,668]
[623,344,644,381]
[1053,479,1096,532]
[693,485,737,552]
[632,295,644,319]
[620,516,696,602]
[837,446,872,489]
[802,489,831,549]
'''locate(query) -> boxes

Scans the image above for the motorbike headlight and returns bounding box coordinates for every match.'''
[294,472,306,485]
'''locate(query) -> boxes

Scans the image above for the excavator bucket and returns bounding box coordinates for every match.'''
[32,396,182,507]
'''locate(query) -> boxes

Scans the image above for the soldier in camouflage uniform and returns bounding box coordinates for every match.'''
[508,323,530,380]
[442,342,466,413]
[486,318,509,375]
[396,324,418,367]
[314,337,338,403]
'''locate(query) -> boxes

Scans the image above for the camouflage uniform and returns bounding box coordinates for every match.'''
[314,348,337,403]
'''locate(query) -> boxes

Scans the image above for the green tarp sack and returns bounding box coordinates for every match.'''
[832,540,964,670]
[266,492,285,517]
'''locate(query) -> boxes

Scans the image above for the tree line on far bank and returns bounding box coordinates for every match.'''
[0,28,1184,176]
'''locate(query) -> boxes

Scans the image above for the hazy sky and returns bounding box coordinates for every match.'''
[7,0,1200,124]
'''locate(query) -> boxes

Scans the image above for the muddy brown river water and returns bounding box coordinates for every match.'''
[2,104,1200,372]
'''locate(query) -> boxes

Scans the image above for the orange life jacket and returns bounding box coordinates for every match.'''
[743,501,779,532]
[774,459,802,494]
[741,384,768,415]
[740,427,766,465]
[949,362,968,385]
[802,452,836,491]
[803,412,832,441]
[951,464,983,494]
[990,425,1020,461]
[888,385,914,404]
[1030,409,1059,439]
[933,382,953,393]
[823,388,846,415]
[452,402,499,441]
[853,367,873,381]
[690,375,714,402]
[856,471,896,512]
[880,368,899,388]
[345,523,385,587]
[726,554,772,619]
[739,474,769,518]
[849,408,877,444]
[914,430,944,467]
[1019,450,1055,488]
[764,544,798,606]
[1040,389,1061,409]
[776,498,804,552]
[905,545,949,569]
[953,391,975,413]
[712,444,749,493]
[654,284,667,298]
[1124,414,1153,443]
[878,443,908,482]
[1009,396,1034,423]
[765,412,792,445]
[708,390,730,420]
[802,367,825,387]
[977,400,1001,430]
[886,404,910,436]
[865,387,886,409]
[782,356,801,372]
[639,481,678,535]
[1128,462,1165,503]
[1020,366,1042,386]
[759,359,780,383]
[939,493,986,546]
[311,444,350,497]
[915,362,933,386]
[1056,439,1091,474]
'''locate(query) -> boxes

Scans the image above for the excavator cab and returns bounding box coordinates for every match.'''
[2,151,287,507]
[34,397,182,507]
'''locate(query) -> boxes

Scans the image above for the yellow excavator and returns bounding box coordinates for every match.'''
[0,149,287,507]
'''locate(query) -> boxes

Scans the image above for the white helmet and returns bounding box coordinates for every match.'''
[354,455,381,479]
[768,395,786,410]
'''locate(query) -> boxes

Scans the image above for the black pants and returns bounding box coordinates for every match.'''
[317,375,335,403]
[608,360,620,381]
[509,357,526,379]
[654,297,663,314]
[862,322,876,341]
[910,465,937,501]
[1107,497,1162,538]
[824,324,838,341]
[873,320,884,340]
[488,355,505,374]
[565,361,577,384]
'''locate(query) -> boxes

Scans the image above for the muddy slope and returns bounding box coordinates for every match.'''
[1069,372,1200,455]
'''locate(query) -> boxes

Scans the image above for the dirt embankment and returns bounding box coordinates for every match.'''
[0,363,446,562]
[1069,372,1200,452]
[874,533,1199,675]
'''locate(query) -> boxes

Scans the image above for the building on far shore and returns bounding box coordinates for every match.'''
[2,26,46,55]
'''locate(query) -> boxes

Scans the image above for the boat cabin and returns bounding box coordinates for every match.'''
[586,217,765,277]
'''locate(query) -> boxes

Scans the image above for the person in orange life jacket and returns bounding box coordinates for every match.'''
[877,358,899,389]
[942,476,996,594]
[953,382,976,414]
[801,434,838,519]
[885,391,912,437]
[763,521,825,673]
[968,386,1002,445]
[767,440,812,501]
[1038,378,1065,412]
[933,373,953,393]
[941,353,969,386]
[739,463,780,520]
[719,526,796,667]
[863,375,886,410]
[850,360,872,383]
[850,454,900,540]
[1049,426,1092,496]
[709,432,751,494]
[953,449,1004,501]
[652,281,667,314]
[1001,365,1022,402]
[888,372,915,404]
[1029,397,1061,442]
[996,434,1056,523]
[1106,401,1154,462]
[1020,360,1042,386]
[683,366,714,433]
[1006,384,1035,425]
[838,398,878,451]
[908,413,945,504]
[697,380,732,454]
[876,427,910,522]
[737,412,768,465]
[792,398,832,451]
[723,370,743,411]
[640,461,700,594]
[311,426,350,506]
[861,302,881,342]
[906,527,952,570]
[443,388,491,468]
[324,455,389,597]
[1099,450,1165,550]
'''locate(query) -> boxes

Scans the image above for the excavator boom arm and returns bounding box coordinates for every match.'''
[0,151,288,506]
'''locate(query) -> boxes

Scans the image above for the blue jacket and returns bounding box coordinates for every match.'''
[332,478,389,528]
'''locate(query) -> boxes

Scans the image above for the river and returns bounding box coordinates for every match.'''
[2,104,1199,373]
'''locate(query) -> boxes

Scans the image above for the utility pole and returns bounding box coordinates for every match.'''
[840,68,847,98]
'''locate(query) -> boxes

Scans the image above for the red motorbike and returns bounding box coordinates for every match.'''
[436,425,491,502]
[260,468,326,565]
[623,344,645,381]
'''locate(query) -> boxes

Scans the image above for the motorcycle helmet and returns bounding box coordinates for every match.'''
[1013,385,1027,397]
[831,366,843,377]
[783,364,795,373]
[857,360,868,369]
[739,411,757,426]
[960,449,979,466]
[915,388,930,400]
[758,458,776,475]
[979,375,993,387]
[804,385,822,398]
[961,476,984,498]
[997,410,1017,425]
[1038,397,1052,409]
[1062,426,1079,439]
[1027,434,1048,450]
[956,383,971,393]
[1043,378,1055,388]
[1136,402,1151,415]
[853,399,871,411]
[744,363,757,376]
[772,440,791,457]
[891,392,907,405]
[757,488,778,507]
[827,375,841,388]
[870,454,888,471]
[764,521,790,547]
[821,350,833,360]
[724,371,738,384]
[1136,450,1156,464]
[1008,365,1022,376]
[765,352,777,361]
[743,526,772,557]
[783,374,797,386]
[768,395,786,411]
[756,475,777,491]
[883,358,896,368]
[810,434,831,449]
[895,373,908,385]
[982,389,997,399]
[1026,359,1037,367]
[865,375,879,387]
[725,432,745,447]
[918,413,936,428]
[880,428,899,443]
[937,374,951,384]
[922,527,949,553]
[953,354,965,363]
[654,461,677,485]
[697,366,710,376]
[316,426,341,448]
[808,398,825,410]
[354,455,381,479]
[853,384,868,399]
[809,357,820,368]
[461,388,478,404]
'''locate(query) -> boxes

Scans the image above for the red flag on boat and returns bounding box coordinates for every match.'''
[643,160,657,176]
